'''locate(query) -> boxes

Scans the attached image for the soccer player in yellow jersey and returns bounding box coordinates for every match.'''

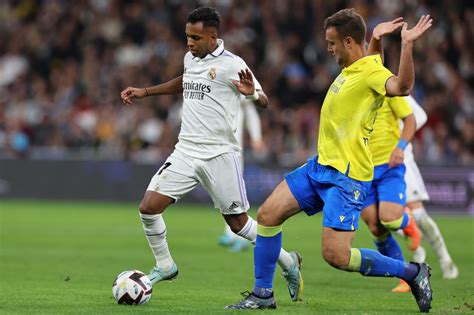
[226,9,433,312]
[361,94,420,293]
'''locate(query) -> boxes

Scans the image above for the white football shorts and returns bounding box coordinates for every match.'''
[404,156,430,202]
[146,149,249,215]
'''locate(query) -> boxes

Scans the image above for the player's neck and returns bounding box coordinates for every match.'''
[200,42,219,58]
[210,42,219,53]
[345,46,366,67]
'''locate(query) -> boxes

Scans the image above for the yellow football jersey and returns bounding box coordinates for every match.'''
[318,55,393,181]
[370,97,413,166]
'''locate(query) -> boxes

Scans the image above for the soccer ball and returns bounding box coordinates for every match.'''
[112,270,153,305]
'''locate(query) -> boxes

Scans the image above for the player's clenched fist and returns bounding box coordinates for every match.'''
[120,87,147,105]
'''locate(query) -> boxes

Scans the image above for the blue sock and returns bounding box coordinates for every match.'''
[402,263,420,282]
[374,233,404,261]
[252,287,273,298]
[359,248,405,277]
[399,212,410,229]
[253,226,282,296]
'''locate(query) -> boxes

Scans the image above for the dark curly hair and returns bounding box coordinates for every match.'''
[324,8,366,44]
[187,7,221,30]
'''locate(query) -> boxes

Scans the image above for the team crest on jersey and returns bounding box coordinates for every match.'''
[208,67,217,80]
[354,190,360,200]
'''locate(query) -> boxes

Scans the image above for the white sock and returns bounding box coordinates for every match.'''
[411,207,453,264]
[236,216,294,270]
[140,213,175,270]
[236,216,257,243]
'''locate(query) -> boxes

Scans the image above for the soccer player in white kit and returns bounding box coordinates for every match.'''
[218,100,264,252]
[120,7,302,299]
[404,96,459,279]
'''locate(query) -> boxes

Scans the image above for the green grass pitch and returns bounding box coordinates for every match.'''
[1,200,473,314]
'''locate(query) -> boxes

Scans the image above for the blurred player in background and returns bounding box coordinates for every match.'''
[403,96,459,279]
[120,7,302,300]
[367,23,459,281]
[361,19,421,294]
[226,10,434,312]
[361,94,419,293]
[218,100,264,252]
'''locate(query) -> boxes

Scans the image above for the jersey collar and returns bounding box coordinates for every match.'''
[344,54,376,71]
[194,39,225,60]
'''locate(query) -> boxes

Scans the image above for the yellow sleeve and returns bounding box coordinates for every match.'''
[366,64,393,96]
[388,97,413,119]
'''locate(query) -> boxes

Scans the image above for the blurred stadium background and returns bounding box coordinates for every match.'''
[0,0,472,213]
[0,1,473,314]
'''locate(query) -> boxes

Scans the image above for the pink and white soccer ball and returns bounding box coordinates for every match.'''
[112,270,153,305]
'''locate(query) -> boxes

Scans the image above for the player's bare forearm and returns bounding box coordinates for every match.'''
[254,90,268,108]
[121,76,183,105]
[389,113,415,167]
[400,113,416,143]
[146,75,184,96]
[367,37,384,62]
[386,15,432,97]
[385,37,415,97]
[395,41,415,96]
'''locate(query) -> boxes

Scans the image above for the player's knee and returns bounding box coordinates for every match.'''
[322,246,350,269]
[257,205,279,226]
[138,192,171,214]
[139,199,165,215]
[378,205,404,223]
[139,200,155,215]
[366,221,386,238]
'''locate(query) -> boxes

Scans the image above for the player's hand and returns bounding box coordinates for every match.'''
[120,87,147,105]
[401,15,433,44]
[251,139,265,153]
[372,17,404,40]
[389,148,404,168]
[232,69,255,96]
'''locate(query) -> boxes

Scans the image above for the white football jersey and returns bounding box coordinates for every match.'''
[399,95,428,161]
[175,39,262,159]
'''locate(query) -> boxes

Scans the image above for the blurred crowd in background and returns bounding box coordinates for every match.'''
[0,0,472,167]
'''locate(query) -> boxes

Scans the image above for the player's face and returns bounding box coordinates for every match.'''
[325,27,349,67]
[185,22,218,58]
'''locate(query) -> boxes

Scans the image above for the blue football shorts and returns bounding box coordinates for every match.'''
[362,163,407,208]
[285,156,371,231]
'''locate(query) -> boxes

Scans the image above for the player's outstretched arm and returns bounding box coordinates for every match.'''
[232,69,268,108]
[367,17,404,63]
[389,113,416,167]
[120,75,184,105]
[385,15,433,97]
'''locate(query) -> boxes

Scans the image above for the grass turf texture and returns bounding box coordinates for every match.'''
[1,200,473,314]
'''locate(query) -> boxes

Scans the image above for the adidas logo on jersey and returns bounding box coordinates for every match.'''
[229,202,239,210]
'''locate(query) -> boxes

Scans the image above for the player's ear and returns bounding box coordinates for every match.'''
[210,31,218,44]
[343,37,352,49]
